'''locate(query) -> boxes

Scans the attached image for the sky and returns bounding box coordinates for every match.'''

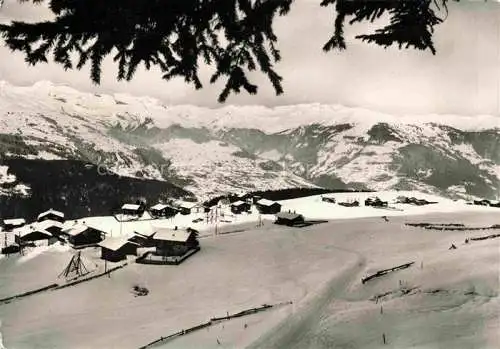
[0,0,499,117]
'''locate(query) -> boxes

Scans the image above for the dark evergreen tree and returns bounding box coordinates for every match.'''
[0,0,457,102]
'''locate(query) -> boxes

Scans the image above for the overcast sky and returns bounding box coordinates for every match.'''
[0,0,499,116]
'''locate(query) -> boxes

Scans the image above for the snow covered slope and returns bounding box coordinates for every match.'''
[0,80,499,200]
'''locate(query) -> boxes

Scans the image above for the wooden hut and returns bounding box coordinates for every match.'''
[149,203,178,218]
[230,200,251,214]
[37,209,65,223]
[121,203,144,216]
[252,195,262,204]
[275,212,305,226]
[152,227,199,256]
[98,237,138,262]
[255,199,281,214]
[63,224,104,247]
[2,218,26,231]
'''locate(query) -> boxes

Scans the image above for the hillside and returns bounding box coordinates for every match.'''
[0,81,499,200]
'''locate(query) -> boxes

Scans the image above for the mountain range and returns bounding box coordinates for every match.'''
[0,80,499,209]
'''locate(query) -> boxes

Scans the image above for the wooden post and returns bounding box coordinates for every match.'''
[380,305,383,314]
[383,333,386,344]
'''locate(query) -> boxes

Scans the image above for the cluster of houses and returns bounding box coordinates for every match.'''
[1,192,310,264]
[0,207,201,265]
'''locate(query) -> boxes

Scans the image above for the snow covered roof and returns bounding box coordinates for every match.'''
[3,218,26,226]
[63,224,90,236]
[256,198,278,206]
[153,228,192,242]
[15,225,52,238]
[37,209,64,220]
[150,203,168,211]
[98,236,136,251]
[175,201,199,209]
[122,204,141,211]
[231,200,247,207]
[34,220,64,232]
[276,212,303,220]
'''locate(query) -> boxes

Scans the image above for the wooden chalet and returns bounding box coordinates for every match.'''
[14,225,54,244]
[37,209,65,223]
[174,201,199,215]
[255,199,281,214]
[275,212,305,226]
[98,237,138,262]
[152,227,199,256]
[121,203,145,216]
[2,218,26,231]
[365,197,388,207]
[63,224,105,247]
[230,200,251,214]
[149,203,178,218]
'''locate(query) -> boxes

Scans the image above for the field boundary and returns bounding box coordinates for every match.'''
[138,301,293,349]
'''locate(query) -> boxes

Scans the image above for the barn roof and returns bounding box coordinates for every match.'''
[174,201,199,209]
[3,218,26,226]
[153,228,192,242]
[37,209,64,220]
[98,236,136,251]
[256,199,278,207]
[276,212,303,220]
[122,203,141,211]
[231,200,247,207]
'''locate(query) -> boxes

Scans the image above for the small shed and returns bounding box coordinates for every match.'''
[252,195,262,204]
[275,212,305,226]
[231,200,251,214]
[150,204,178,218]
[98,237,138,262]
[2,218,26,231]
[63,224,104,247]
[121,203,144,216]
[255,199,281,214]
[37,209,65,223]
[152,227,199,256]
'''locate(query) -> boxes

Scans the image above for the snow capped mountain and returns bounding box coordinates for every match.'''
[0,80,499,200]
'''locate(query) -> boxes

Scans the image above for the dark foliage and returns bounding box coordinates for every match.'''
[0,158,191,221]
[0,0,455,102]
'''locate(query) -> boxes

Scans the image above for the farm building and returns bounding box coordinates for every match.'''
[152,227,199,256]
[2,218,26,231]
[149,204,178,218]
[275,212,305,226]
[98,237,138,262]
[14,225,54,244]
[63,224,105,247]
[121,203,145,216]
[255,199,281,214]
[37,209,65,223]
[230,201,251,214]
